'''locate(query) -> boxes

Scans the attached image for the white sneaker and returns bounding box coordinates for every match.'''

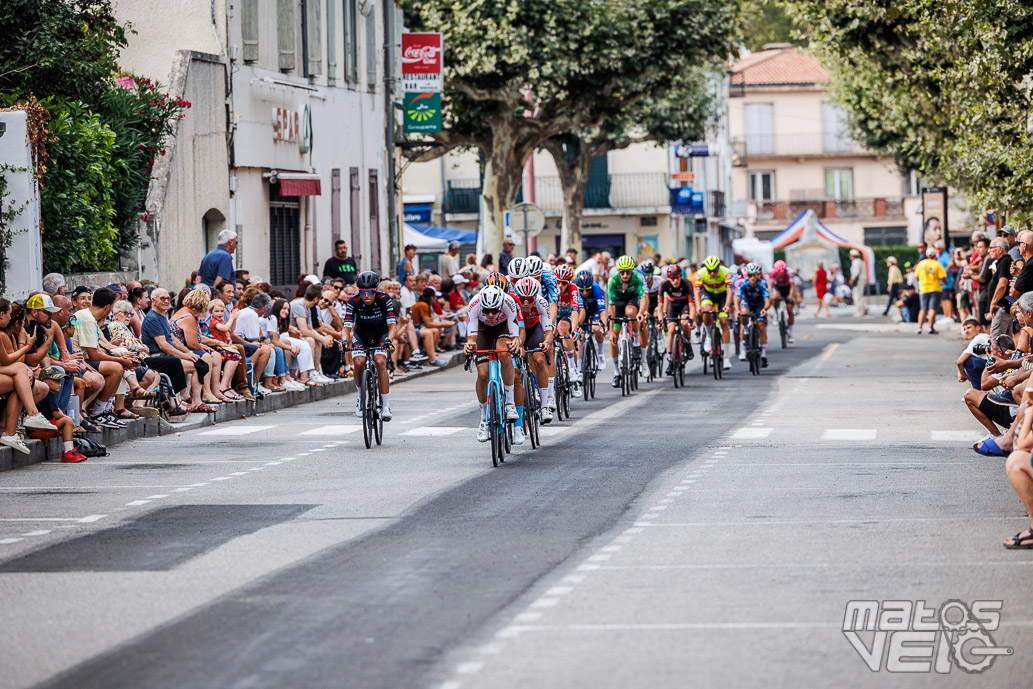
[290,380,307,391]
[723,356,732,371]
[257,385,272,395]
[702,337,711,353]
[411,351,429,362]
[1,434,29,455]
[354,399,363,418]
[547,398,556,412]
[381,404,392,422]
[477,422,490,442]
[738,348,746,361]
[597,357,606,370]
[23,413,57,432]
[541,407,553,424]
[504,403,518,421]
[513,426,525,445]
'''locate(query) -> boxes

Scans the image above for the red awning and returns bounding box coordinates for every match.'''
[277,171,322,196]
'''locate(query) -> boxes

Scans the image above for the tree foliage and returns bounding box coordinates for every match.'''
[787,0,1033,214]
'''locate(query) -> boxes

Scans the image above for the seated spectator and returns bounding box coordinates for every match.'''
[316,288,345,377]
[956,318,990,389]
[410,287,453,366]
[0,300,59,453]
[216,281,237,311]
[289,285,333,384]
[141,288,202,414]
[232,290,275,394]
[170,289,228,407]
[1003,390,1033,547]
[1016,303,1033,354]
[72,285,92,311]
[128,286,150,337]
[270,298,318,386]
[72,287,139,428]
[894,285,920,323]
[109,300,161,408]
[176,271,200,309]
[24,294,76,423]
[42,272,66,297]
[963,334,1017,441]
[204,299,246,399]
[51,295,107,430]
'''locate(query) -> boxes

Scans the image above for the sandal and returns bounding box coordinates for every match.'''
[129,386,149,399]
[113,408,140,421]
[220,388,244,401]
[188,403,217,413]
[202,398,223,405]
[167,407,189,417]
[1004,528,1033,549]
[79,418,101,433]
[973,438,1008,457]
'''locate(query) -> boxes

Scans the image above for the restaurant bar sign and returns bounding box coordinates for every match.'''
[401,33,443,92]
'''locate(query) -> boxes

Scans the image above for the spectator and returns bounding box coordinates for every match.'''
[410,287,452,366]
[215,281,236,310]
[812,261,831,318]
[141,288,201,414]
[398,244,418,282]
[270,298,318,387]
[24,294,76,422]
[848,248,869,317]
[439,241,462,278]
[400,273,419,312]
[205,299,247,399]
[1000,225,1022,263]
[233,290,276,393]
[935,240,955,319]
[894,284,920,323]
[128,286,150,337]
[289,285,333,384]
[953,246,972,322]
[1009,230,1033,301]
[198,229,238,288]
[170,289,228,407]
[322,239,358,284]
[176,272,200,309]
[915,248,946,334]
[883,257,903,316]
[108,300,160,406]
[0,300,59,453]
[963,236,990,330]
[963,334,1016,439]
[499,239,515,274]
[480,253,495,272]
[1004,395,1033,547]
[957,318,991,389]
[72,287,138,428]
[72,285,92,311]
[565,248,579,264]
[42,273,65,297]
[316,288,345,376]
[986,238,1014,337]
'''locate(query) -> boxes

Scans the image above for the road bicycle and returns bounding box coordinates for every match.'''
[344,343,391,448]
[664,317,689,388]
[611,317,638,396]
[645,316,663,382]
[742,312,762,376]
[465,349,508,467]
[699,310,724,380]
[775,301,789,349]
[578,323,598,401]
[520,346,550,449]
[553,336,576,421]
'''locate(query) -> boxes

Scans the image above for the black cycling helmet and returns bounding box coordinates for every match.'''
[355,271,379,289]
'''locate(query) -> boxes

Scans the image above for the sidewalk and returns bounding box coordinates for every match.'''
[0,351,465,473]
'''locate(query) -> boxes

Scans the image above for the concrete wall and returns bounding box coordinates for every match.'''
[0,111,43,298]
[112,0,226,84]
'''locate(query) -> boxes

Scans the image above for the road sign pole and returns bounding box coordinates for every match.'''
[523,205,530,257]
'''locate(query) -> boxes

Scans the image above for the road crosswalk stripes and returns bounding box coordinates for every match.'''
[198,425,276,436]
[297,425,363,436]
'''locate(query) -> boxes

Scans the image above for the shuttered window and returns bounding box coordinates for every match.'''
[369,170,381,272]
[270,185,301,286]
[344,0,358,87]
[305,0,322,76]
[325,0,337,85]
[277,0,296,72]
[241,0,259,63]
[349,167,362,263]
[365,3,377,90]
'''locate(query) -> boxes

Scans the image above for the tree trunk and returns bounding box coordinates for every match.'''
[480,116,535,261]
[544,139,592,256]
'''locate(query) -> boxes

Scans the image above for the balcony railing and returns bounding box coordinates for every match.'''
[442,178,482,214]
[732,133,866,159]
[752,197,905,222]
[444,173,670,216]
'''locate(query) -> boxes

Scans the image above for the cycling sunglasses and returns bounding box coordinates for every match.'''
[358,289,377,297]
[482,307,501,315]
[618,269,633,276]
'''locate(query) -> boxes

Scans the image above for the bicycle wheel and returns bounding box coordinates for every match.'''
[779,311,788,349]
[504,418,512,454]
[361,370,374,449]
[676,354,685,387]
[488,388,500,468]
[373,379,384,445]
[582,343,592,402]
[529,384,541,448]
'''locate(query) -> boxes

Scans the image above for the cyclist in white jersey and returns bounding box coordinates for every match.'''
[464,285,521,442]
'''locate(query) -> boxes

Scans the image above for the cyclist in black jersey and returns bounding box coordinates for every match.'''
[344,271,397,420]
[658,264,696,374]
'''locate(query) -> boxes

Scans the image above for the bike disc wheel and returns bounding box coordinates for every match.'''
[373,383,383,445]
[361,371,373,449]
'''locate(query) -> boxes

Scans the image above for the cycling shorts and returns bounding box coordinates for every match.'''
[647,293,659,313]
[352,328,390,357]
[665,301,690,320]
[524,321,546,351]
[740,300,767,323]
[474,321,513,365]
[699,290,728,315]
[611,299,635,324]
[774,284,792,301]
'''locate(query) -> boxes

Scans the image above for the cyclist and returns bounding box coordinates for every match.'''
[639,260,662,359]
[464,285,520,442]
[483,271,528,443]
[553,263,584,395]
[344,271,398,420]
[608,254,648,387]
[526,256,560,415]
[575,269,607,370]
[658,264,695,375]
[694,255,733,371]
[735,262,772,368]
[769,259,797,343]
[513,276,555,424]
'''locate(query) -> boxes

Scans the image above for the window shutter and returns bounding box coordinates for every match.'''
[344,0,358,86]
[277,0,296,72]
[306,0,322,75]
[242,0,259,62]
[325,0,337,85]
[365,3,377,90]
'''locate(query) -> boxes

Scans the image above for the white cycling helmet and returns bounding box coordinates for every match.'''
[745,262,762,276]
[508,256,530,279]
[514,276,541,298]
[478,285,506,310]
[525,255,544,277]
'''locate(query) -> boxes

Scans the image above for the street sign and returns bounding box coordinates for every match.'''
[506,203,545,257]
[403,92,441,134]
[401,33,443,92]
[671,172,695,182]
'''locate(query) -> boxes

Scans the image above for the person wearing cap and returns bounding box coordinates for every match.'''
[499,238,515,275]
[71,285,92,311]
[322,239,358,285]
[439,240,461,278]
[999,225,1022,263]
[199,229,238,288]
[848,248,869,316]
[883,256,903,316]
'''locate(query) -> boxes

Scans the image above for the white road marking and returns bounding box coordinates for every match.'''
[125,500,150,506]
[546,586,574,596]
[210,477,233,481]
[23,530,52,536]
[144,494,169,499]
[530,597,560,608]
[401,426,466,436]
[478,643,505,655]
[264,462,281,466]
[561,574,587,585]
[198,425,275,436]
[172,487,194,491]
[730,428,772,439]
[503,622,840,634]
[822,428,877,441]
[599,545,622,553]
[309,448,327,452]
[78,514,107,523]
[931,430,985,441]
[0,518,83,522]
[297,425,362,436]
[189,483,209,487]
[588,553,612,562]
[247,467,264,472]
[0,538,24,545]
[513,611,543,623]
[455,662,483,675]
[229,472,248,476]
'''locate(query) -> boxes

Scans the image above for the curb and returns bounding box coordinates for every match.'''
[0,351,466,473]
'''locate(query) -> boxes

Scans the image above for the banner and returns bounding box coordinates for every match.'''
[401,33,443,92]
[403,92,442,134]
[921,187,948,244]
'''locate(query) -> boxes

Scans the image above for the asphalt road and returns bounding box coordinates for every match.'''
[1,311,1030,688]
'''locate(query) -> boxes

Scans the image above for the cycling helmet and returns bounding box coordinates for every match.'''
[554,264,574,282]
[615,255,635,271]
[574,270,594,289]
[773,259,787,271]
[514,276,541,298]
[665,264,682,279]
[355,271,379,289]
[508,257,529,279]
[478,285,505,310]
[703,255,721,271]
[639,260,654,276]
[745,262,762,276]
[483,271,509,292]
[525,256,544,277]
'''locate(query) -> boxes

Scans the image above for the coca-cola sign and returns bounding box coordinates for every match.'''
[402,33,442,92]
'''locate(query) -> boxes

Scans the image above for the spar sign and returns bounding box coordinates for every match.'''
[402,33,443,93]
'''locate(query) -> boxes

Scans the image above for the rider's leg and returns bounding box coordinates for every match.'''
[625,304,641,362]
[513,369,525,429]
[353,353,367,410]
[531,352,549,409]
[475,361,489,414]
[497,343,516,415]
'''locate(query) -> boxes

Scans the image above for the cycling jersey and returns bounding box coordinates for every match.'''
[736,277,770,304]
[538,264,559,303]
[467,293,520,338]
[643,274,663,294]
[516,295,554,330]
[608,270,645,303]
[556,282,583,316]
[579,283,606,321]
[343,292,397,329]
[769,267,794,288]
[694,265,732,294]
[658,278,691,303]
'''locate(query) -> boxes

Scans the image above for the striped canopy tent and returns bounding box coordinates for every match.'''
[768,210,877,284]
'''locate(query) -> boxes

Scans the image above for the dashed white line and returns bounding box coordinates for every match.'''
[172,487,194,492]
[455,662,483,675]
[23,530,52,536]
[210,477,233,481]
[0,538,24,544]
[78,514,107,523]
[731,428,772,439]
[229,472,248,476]
[144,494,169,499]
[530,597,560,608]
[588,553,612,562]
[125,500,150,506]
[513,611,543,623]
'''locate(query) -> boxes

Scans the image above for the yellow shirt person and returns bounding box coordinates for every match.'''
[915,257,946,294]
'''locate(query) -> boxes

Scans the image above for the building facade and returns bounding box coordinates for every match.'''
[728,46,933,247]
[113,0,398,287]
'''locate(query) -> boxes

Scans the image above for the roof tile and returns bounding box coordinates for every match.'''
[731,48,830,87]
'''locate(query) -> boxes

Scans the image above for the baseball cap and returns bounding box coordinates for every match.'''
[451,273,468,285]
[71,285,92,298]
[1000,225,1016,236]
[26,293,61,313]
[303,274,320,286]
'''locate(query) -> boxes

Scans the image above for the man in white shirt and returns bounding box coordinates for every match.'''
[439,241,461,278]
[957,317,990,389]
